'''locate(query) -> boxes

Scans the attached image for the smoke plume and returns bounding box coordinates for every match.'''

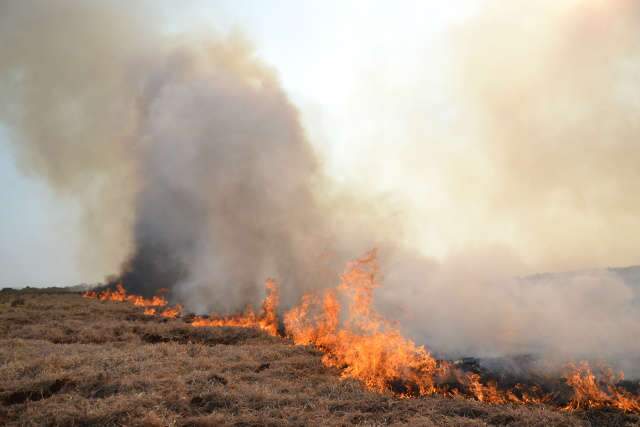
[2,0,640,373]
[448,0,640,271]
[0,1,377,310]
[372,0,640,372]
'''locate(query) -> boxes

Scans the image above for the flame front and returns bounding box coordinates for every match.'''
[82,283,181,317]
[284,250,556,404]
[285,250,443,395]
[159,304,182,319]
[191,278,279,336]
[129,294,168,307]
[82,254,640,413]
[83,283,168,307]
[564,362,640,412]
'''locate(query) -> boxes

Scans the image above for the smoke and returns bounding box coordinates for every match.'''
[2,0,640,372]
[0,1,148,277]
[377,248,640,376]
[0,1,392,312]
[447,0,640,272]
[373,0,640,373]
[122,38,385,311]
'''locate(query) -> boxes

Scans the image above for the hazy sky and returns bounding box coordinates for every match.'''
[2,0,639,286]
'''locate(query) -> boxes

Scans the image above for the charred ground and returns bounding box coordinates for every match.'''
[1,289,637,427]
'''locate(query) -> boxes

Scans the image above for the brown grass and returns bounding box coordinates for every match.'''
[0,291,636,426]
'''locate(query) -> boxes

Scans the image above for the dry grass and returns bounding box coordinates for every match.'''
[0,291,637,426]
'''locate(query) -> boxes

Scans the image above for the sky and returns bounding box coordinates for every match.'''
[2,0,639,287]
[0,127,85,286]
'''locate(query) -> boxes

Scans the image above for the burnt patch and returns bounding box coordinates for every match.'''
[137,326,269,346]
[487,413,518,425]
[208,374,228,386]
[618,380,640,395]
[126,313,159,322]
[86,383,121,399]
[387,378,421,397]
[255,363,270,373]
[580,407,640,427]
[190,392,235,412]
[182,313,197,323]
[141,333,169,344]
[2,378,74,405]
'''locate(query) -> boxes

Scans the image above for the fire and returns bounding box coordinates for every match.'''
[284,250,551,405]
[83,283,168,307]
[191,279,280,336]
[82,283,182,317]
[285,250,443,395]
[81,253,640,413]
[159,304,182,319]
[128,294,168,307]
[95,283,127,302]
[564,362,640,412]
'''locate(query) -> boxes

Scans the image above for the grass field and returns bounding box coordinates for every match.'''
[1,290,637,426]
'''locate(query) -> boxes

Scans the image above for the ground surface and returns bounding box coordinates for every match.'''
[1,290,638,426]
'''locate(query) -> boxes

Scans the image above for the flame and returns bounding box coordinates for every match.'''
[283,250,556,404]
[564,362,640,412]
[82,290,97,299]
[128,294,168,307]
[285,250,442,395]
[82,283,181,317]
[97,283,128,302]
[83,283,167,307]
[191,279,280,336]
[80,254,640,413]
[159,304,182,318]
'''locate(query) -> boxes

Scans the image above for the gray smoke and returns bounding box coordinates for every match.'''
[0,1,387,311]
[126,39,372,311]
[377,248,640,377]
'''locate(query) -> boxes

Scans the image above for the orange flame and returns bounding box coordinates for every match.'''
[83,283,167,307]
[98,283,127,302]
[191,278,279,336]
[82,290,97,299]
[128,294,168,307]
[285,250,443,395]
[81,255,640,413]
[159,304,182,318]
[82,283,181,317]
[283,250,556,404]
[564,362,640,412]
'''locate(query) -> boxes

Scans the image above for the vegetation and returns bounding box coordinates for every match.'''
[0,290,637,426]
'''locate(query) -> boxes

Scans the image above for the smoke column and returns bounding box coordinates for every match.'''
[0,1,386,312]
[2,0,640,372]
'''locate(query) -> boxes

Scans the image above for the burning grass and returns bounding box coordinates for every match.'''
[190,278,280,337]
[2,254,640,425]
[284,250,640,413]
[1,291,608,426]
[51,252,640,418]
